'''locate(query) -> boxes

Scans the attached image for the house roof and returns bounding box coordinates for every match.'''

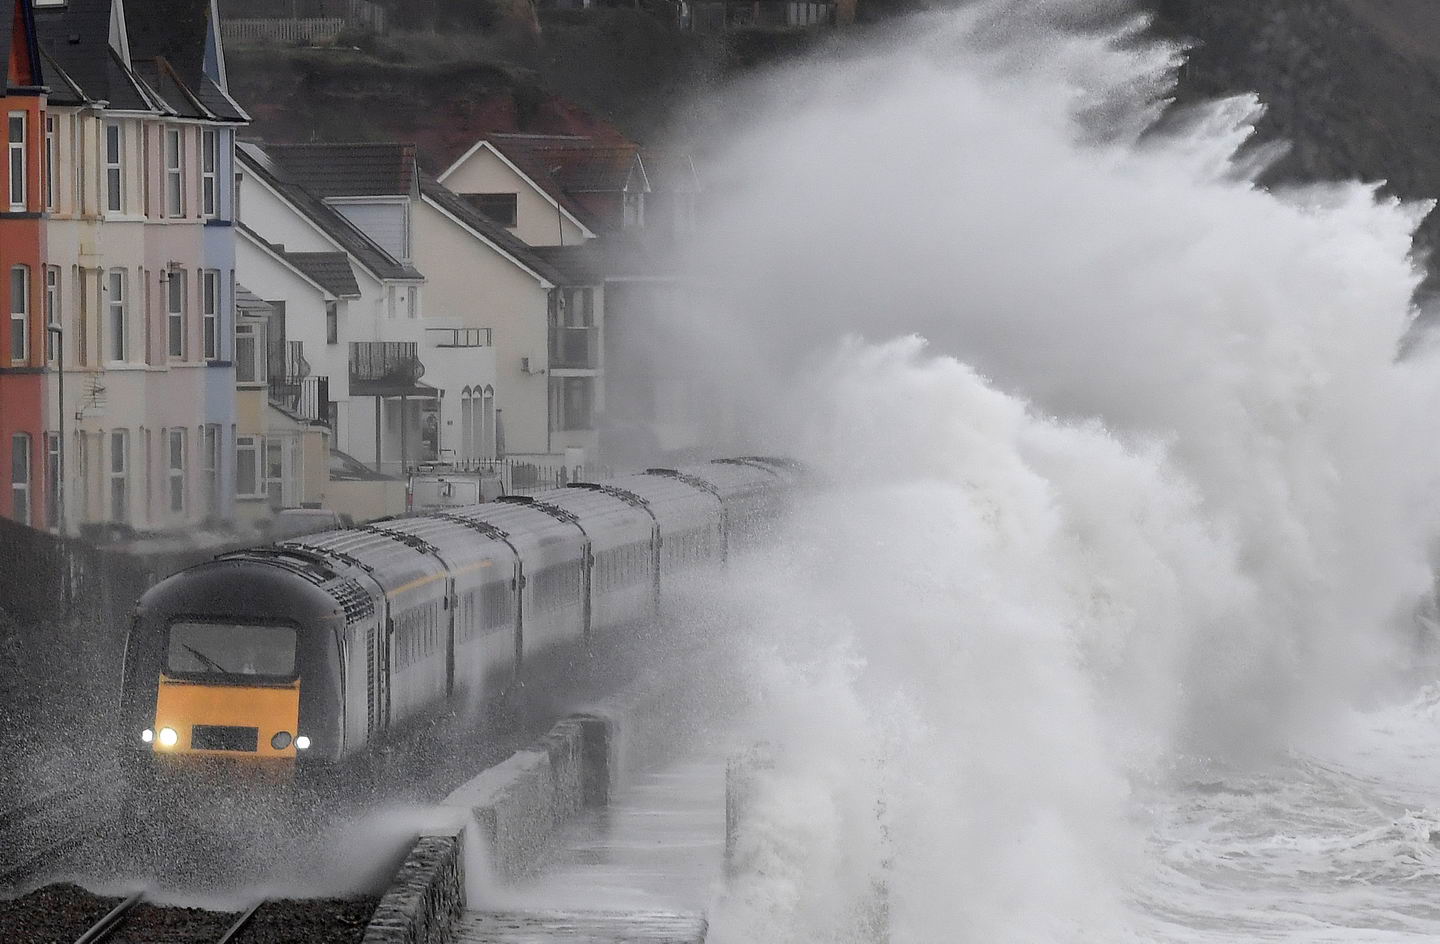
[475,134,603,232]
[33,0,246,121]
[418,176,567,286]
[285,252,361,298]
[124,0,210,89]
[238,142,423,283]
[487,133,646,193]
[532,237,681,283]
[235,284,274,314]
[38,47,85,104]
[34,0,154,111]
[639,148,700,194]
[264,142,419,198]
[1,0,45,91]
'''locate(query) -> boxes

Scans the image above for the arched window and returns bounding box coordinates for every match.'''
[482,386,496,460]
[460,386,474,461]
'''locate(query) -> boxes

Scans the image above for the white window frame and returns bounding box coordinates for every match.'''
[109,428,128,523]
[202,129,218,218]
[235,434,262,498]
[44,266,59,363]
[200,424,220,515]
[104,121,123,214]
[11,432,31,525]
[10,264,29,365]
[165,128,184,218]
[166,268,186,360]
[43,114,54,212]
[234,321,263,384]
[202,269,220,360]
[7,112,26,212]
[265,437,285,510]
[167,427,186,515]
[107,268,127,363]
[44,431,59,530]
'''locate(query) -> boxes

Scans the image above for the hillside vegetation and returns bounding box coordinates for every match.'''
[227,0,1440,283]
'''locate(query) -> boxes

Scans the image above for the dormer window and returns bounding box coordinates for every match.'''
[463,193,518,228]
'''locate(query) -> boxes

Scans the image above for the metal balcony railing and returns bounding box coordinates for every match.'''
[269,375,331,426]
[350,341,423,380]
[427,327,493,348]
[548,326,598,369]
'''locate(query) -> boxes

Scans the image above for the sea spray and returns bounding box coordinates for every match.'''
[684,1,1440,940]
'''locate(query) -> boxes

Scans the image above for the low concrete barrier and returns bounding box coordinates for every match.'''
[441,715,612,883]
[360,829,466,944]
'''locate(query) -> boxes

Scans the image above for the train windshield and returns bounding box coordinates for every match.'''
[166,622,298,679]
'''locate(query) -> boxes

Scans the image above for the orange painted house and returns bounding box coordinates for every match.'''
[0,0,48,528]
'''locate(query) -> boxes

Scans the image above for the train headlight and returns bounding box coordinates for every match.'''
[141,729,154,744]
[294,735,311,751]
[271,731,293,750]
[158,727,178,748]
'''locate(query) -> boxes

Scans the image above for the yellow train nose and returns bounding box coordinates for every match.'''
[152,675,302,757]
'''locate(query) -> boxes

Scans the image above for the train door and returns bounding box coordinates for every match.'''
[445,576,456,699]
[582,540,594,645]
[512,559,525,680]
[378,602,392,733]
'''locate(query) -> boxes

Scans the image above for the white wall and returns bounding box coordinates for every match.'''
[440,146,588,248]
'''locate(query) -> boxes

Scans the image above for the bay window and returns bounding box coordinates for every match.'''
[11,433,31,525]
[10,264,28,364]
[165,128,184,218]
[167,269,186,359]
[8,112,26,211]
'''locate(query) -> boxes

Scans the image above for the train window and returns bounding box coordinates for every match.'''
[481,581,512,633]
[167,622,297,679]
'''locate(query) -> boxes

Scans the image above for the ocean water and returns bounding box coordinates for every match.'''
[657,1,1440,941]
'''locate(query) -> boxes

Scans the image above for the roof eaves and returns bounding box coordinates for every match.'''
[39,49,89,104]
[236,222,337,299]
[476,139,596,240]
[237,145,404,283]
[156,55,218,120]
[419,187,558,289]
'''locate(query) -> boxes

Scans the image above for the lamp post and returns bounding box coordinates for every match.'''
[46,323,64,537]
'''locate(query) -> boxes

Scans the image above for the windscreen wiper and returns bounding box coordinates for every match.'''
[181,643,232,675]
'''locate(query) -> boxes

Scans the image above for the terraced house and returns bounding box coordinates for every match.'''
[0,0,47,528]
[33,0,247,534]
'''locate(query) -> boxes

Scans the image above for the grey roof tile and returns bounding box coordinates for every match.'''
[284,252,362,298]
[419,176,567,285]
[265,142,418,198]
[238,142,423,283]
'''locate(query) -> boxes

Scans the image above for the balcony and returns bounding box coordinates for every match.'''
[549,326,598,370]
[349,341,433,398]
[427,327,493,348]
[269,375,331,426]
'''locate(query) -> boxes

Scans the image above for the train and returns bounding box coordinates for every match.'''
[118,458,797,773]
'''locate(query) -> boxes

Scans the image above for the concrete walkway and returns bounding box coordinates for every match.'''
[453,910,706,943]
[456,754,724,942]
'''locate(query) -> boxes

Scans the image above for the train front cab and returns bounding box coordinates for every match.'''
[121,557,347,781]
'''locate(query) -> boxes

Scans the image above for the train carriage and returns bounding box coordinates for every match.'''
[118,459,796,775]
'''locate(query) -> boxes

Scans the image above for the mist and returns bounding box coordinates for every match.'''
[656,1,1440,940]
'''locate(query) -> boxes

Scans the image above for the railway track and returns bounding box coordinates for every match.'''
[0,772,110,888]
[70,893,264,944]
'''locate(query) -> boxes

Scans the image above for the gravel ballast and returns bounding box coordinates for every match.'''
[0,884,379,944]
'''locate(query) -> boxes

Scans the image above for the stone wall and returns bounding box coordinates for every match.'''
[441,715,612,883]
[360,830,466,944]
